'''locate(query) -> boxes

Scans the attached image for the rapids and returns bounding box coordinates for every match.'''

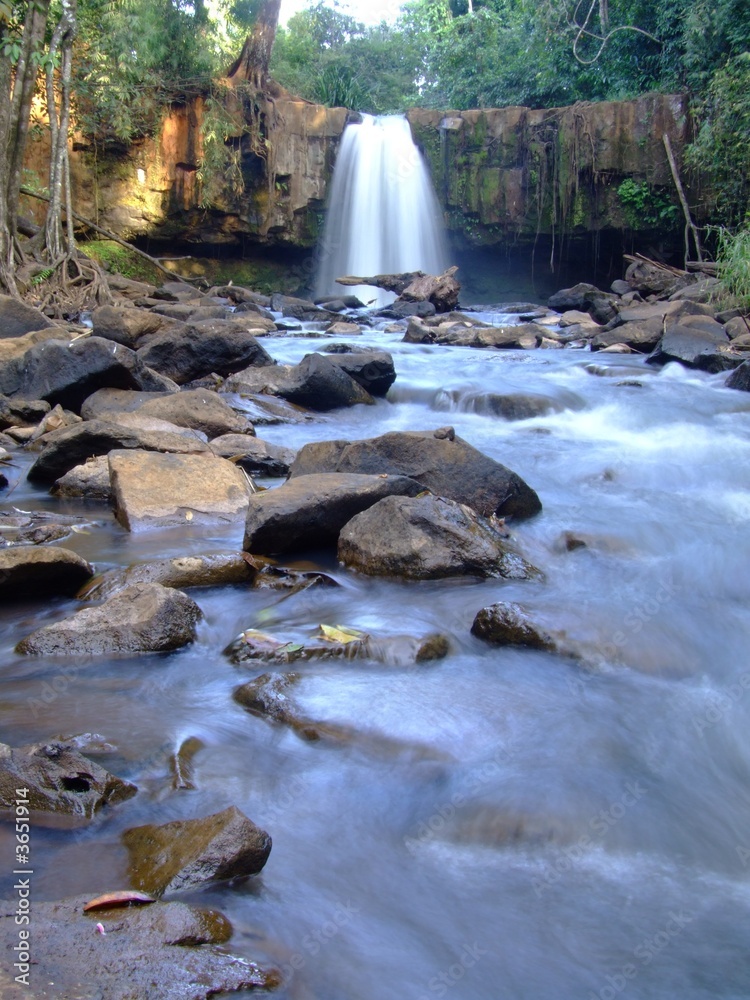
[2,315,750,1000]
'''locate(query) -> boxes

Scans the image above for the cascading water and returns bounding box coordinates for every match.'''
[315,114,449,307]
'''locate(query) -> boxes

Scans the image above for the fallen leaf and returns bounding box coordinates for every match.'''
[318,624,366,644]
[84,891,156,912]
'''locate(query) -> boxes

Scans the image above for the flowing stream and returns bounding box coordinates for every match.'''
[2,315,750,1000]
[315,115,449,308]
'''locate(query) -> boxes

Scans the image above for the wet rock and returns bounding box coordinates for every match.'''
[325,349,396,396]
[0,546,93,600]
[244,472,423,555]
[0,894,277,1000]
[289,429,542,521]
[0,394,50,430]
[171,736,206,791]
[726,361,750,392]
[447,391,560,420]
[338,494,539,580]
[109,450,251,531]
[0,741,136,817]
[473,324,544,349]
[591,319,663,352]
[624,259,692,297]
[0,293,55,337]
[326,321,362,336]
[271,292,339,322]
[209,434,294,476]
[725,316,750,340]
[609,300,714,326]
[136,319,274,384]
[91,304,165,348]
[471,601,556,650]
[647,324,741,373]
[224,390,311,425]
[250,564,339,592]
[227,352,375,411]
[548,284,617,325]
[52,455,113,500]
[0,337,176,412]
[123,806,272,896]
[82,387,254,438]
[226,624,449,666]
[380,299,436,320]
[83,553,255,600]
[16,582,202,656]
[27,418,210,483]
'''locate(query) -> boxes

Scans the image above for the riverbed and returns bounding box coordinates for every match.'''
[2,314,750,1000]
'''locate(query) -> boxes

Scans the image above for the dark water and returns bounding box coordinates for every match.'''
[2,315,750,1000]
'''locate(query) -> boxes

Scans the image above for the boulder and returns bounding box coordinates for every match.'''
[471,601,556,650]
[243,472,424,555]
[227,352,375,411]
[81,387,253,438]
[109,450,251,531]
[0,394,50,430]
[136,319,274,384]
[0,894,277,1000]
[0,741,136,816]
[591,319,663,352]
[725,316,750,340]
[609,300,713,326]
[325,349,396,396]
[123,806,271,895]
[473,324,543,349]
[726,361,750,392]
[27,418,210,483]
[91,305,165,348]
[0,546,93,600]
[647,324,741,373]
[226,625,449,666]
[624,259,692,297]
[380,299,436,320]
[209,434,294,476]
[0,327,67,364]
[0,293,55,338]
[83,553,255,600]
[338,494,539,580]
[16,582,202,655]
[271,292,339,322]
[326,321,362,336]
[0,337,177,412]
[547,283,617,321]
[52,455,112,500]
[288,429,542,521]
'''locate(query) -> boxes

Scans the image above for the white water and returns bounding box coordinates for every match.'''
[315,115,449,307]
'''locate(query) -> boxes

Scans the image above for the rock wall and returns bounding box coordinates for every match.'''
[21,90,693,254]
[407,93,692,248]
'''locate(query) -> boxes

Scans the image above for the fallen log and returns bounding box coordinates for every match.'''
[336,267,460,313]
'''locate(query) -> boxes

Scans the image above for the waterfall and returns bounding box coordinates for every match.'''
[315,115,449,308]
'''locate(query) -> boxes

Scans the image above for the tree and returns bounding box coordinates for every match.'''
[227,0,281,87]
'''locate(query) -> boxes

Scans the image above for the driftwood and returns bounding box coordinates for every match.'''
[336,266,460,313]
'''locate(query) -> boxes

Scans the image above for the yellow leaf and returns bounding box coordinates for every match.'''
[318,624,366,645]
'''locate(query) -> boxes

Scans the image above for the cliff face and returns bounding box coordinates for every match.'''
[65,95,349,249]
[22,91,693,253]
[407,93,692,248]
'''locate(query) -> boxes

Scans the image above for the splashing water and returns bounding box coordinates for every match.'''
[315,114,449,307]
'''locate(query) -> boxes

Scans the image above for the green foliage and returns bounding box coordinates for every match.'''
[616,179,680,229]
[714,226,750,310]
[687,53,750,226]
[82,239,162,284]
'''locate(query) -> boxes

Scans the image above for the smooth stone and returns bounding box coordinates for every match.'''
[0,545,93,600]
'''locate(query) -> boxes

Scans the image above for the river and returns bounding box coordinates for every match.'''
[2,312,750,1000]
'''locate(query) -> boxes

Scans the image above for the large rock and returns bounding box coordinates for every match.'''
[646,323,741,373]
[84,552,255,600]
[289,429,542,521]
[0,327,67,364]
[471,601,556,650]
[0,546,93,600]
[726,361,750,392]
[243,472,424,554]
[27,418,210,483]
[227,352,375,411]
[123,806,272,896]
[325,349,396,396]
[52,456,112,500]
[81,387,253,438]
[210,433,294,476]
[0,294,55,338]
[0,894,276,1000]
[136,319,274,384]
[0,336,176,412]
[0,740,136,817]
[91,304,165,348]
[109,450,251,531]
[16,581,202,655]
[338,494,539,580]
[591,319,663,352]
[0,394,50,430]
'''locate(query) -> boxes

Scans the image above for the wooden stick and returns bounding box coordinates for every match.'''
[662,134,703,266]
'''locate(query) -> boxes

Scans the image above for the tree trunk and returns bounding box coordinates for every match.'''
[226,0,282,89]
[45,0,77,264]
